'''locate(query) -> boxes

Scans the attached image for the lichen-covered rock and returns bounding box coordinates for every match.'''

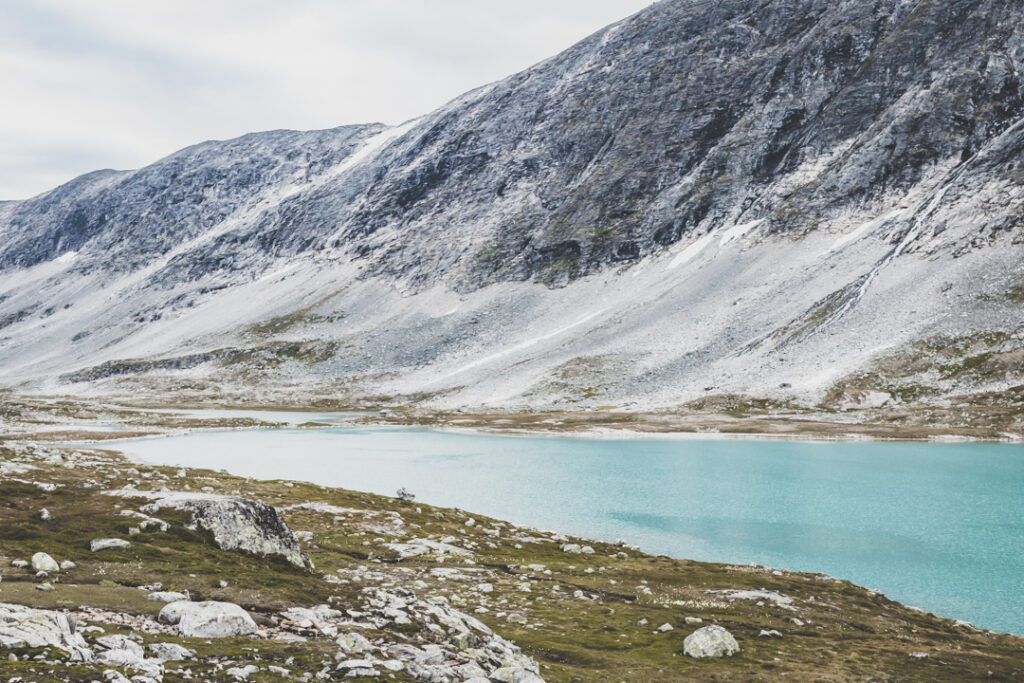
[114,491,312,569]
[0,603,93,661]
[146,591,188,604]
[683,624,740,659]
[148,642,194,661]
[30,552,59,573]
[157,601,258,638]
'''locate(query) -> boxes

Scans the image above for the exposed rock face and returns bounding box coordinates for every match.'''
[115,490,312,569]
[1,0,1023,409]
[0,603,93,661]
[684,624,741,658]
[157,601,258,638]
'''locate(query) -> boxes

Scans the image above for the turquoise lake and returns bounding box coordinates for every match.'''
[108,425,1024,635]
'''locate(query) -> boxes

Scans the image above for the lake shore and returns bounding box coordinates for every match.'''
[1,397,1023,681]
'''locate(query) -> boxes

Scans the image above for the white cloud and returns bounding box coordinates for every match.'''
[1,0,652,199]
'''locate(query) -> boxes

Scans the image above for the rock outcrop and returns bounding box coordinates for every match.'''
[0,603,93,661]
[111,490,312,569]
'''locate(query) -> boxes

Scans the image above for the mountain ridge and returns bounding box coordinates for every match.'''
[1,0,1023,421]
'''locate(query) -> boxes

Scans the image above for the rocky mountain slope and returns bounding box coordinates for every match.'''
[1,0,1024,416]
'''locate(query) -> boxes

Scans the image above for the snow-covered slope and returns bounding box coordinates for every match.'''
[1,0,1024,410]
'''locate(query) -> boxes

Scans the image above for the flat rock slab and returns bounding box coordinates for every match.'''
[91,538,131,552]
[158,601,258,638]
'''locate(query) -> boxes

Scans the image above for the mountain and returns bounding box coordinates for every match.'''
[1,0,1024,418]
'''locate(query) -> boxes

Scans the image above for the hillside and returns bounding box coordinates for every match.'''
[1,0,1023,423]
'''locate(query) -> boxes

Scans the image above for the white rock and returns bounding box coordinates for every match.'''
[758,629,783,638]
[684,617,703,625]
[157,601,257,638]
[560,543,583,554]
[148,642,194,661]
[91,538,131,552]
[227,664,260,680]
[909,651,929,659]
[683,625,740,658]
[0,603,93,661]
[59,560,76,570]
[39,508,51,521]
[31,552,59,573]
[490,666,545,683]
[36,582,55,592]
[657,622,673,632]
[147,591,188,604]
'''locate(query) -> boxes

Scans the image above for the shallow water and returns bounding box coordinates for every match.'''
[106,425,1024,634]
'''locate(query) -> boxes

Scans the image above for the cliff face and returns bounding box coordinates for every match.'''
[1,0,1023,411]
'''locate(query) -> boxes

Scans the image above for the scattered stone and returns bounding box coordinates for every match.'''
[684,625,741,659]
[60,560,76,570]
[657,623,674,632]
[31,552,59,573]
[158,601,258,638]
[758,629,783,638]
[336,632,374,655]
[36,582,55,592]
[39,508,52,521]
[148,642,194,661]
[146,591,188,604]
[560,543,583,554]
[684,617,703,625]
[396,488,415,501]
[227,664,260,680]
[384,538,472,560]
[10,560,28,569]
[909,652,930,659]
[91,538,131,552]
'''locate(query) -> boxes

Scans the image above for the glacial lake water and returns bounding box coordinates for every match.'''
[103,424,1024,635]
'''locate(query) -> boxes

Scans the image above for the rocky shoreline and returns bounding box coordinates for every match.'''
[1,398,1023,681]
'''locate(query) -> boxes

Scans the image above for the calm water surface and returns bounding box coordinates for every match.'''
[107,425,1024,634]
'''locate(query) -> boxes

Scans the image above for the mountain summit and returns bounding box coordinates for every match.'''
[1,0,1023,417]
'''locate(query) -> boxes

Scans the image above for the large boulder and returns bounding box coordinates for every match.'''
[0,603,93,661]
[30,552,59,573]
[121,491,311,569]
[158,601,258,638]
[683,625,740,659]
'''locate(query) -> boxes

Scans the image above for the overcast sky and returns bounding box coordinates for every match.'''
[0,0,652,200]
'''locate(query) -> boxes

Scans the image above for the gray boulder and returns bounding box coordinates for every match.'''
[30,552,59,573]
[148,642,194,661]
[0,603,93,661]
[146,591,188,604]
[683,624,740,659]
[138,493,311,569]
[157,600,258,638]
[91,538,131,552]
